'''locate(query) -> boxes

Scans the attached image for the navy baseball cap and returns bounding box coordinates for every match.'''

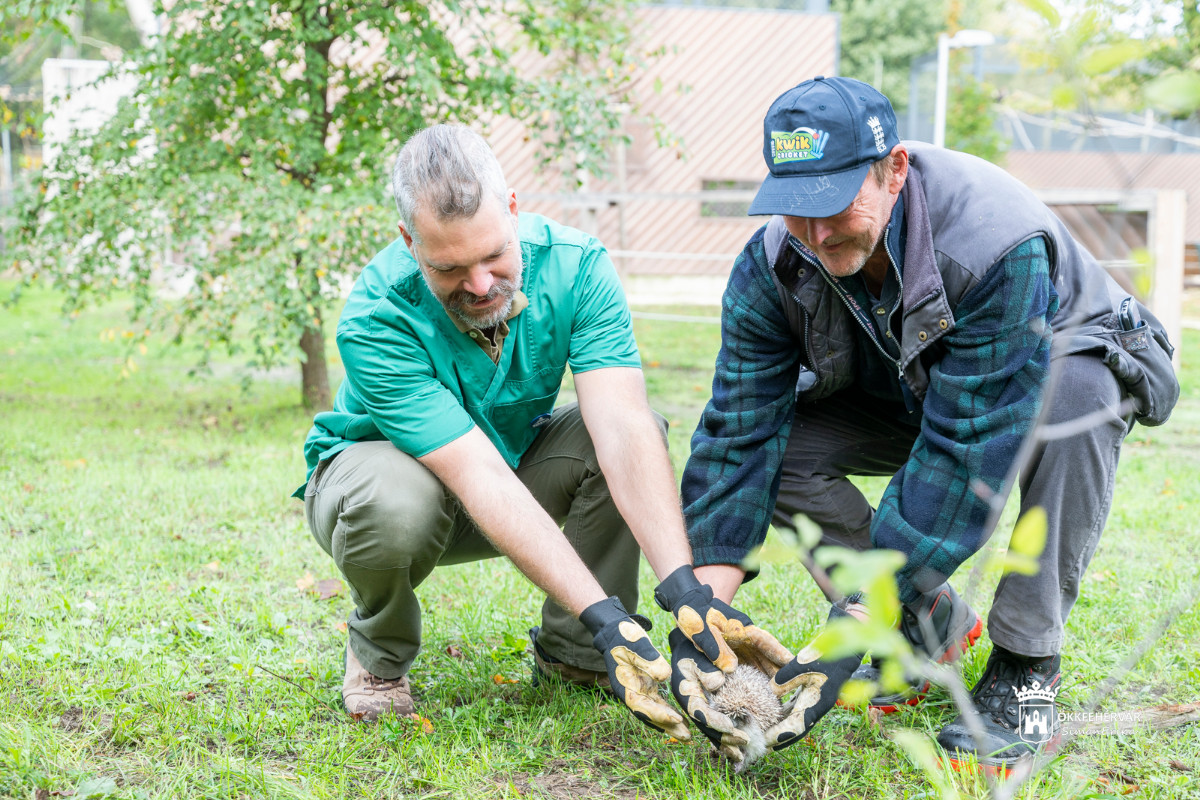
[748,76,900,218]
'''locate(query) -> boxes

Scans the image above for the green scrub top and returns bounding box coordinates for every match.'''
[294,212,641,496]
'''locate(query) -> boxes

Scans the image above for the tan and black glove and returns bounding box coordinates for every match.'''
[580,596,691,740]
[667,627,752,761]
[654,565,795,676]
[655,566,799,760]
[761,603,864,751]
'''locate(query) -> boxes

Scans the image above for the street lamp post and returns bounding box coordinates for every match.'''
[933,29,997,148]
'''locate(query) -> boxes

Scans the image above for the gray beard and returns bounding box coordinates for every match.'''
[420,266,523,330]
[447,290,515,330]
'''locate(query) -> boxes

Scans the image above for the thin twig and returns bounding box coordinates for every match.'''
[254,662,345,718]
[911,616,1002,798]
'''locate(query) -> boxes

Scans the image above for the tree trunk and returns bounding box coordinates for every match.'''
[299,323,331,411]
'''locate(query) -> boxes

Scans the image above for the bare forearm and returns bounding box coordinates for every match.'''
[575,367,693,580]
[419,429,607,617]
[593,411,692,579]
[694,564,746,603]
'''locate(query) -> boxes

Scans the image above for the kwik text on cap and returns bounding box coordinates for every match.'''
[748,76,900,219]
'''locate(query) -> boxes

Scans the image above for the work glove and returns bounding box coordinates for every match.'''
[654,565,794,676]
[667,627,752,761]
[761,603,865,751]
[580,596,691,741]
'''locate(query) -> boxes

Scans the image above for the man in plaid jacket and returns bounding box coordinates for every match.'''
[680,76,1178,772]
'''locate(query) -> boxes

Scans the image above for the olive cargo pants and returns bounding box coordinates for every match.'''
[305,403,656,679]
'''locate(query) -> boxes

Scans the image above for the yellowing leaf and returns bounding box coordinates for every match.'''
[891,729,961,800]
[407,713,434,734]
[1051,84,1079,109]
[1017,0,1060,26]
[295,571,316,592]
[982,507,1049,577]
[1081,41,1148,77]
[1146,72,1200,116]
[1010,506,1048,559]
[865,568,901,629]
[838,679,875,707]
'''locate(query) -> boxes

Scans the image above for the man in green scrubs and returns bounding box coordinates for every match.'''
[296,124,846,752]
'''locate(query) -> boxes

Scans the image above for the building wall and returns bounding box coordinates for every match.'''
[487,6,839,276]
[1005,150,1200,281]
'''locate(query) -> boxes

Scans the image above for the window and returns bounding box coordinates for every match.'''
[700,179,758,218]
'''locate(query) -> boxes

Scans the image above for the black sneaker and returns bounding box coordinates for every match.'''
[844,657,927,712]
[842,583,983,712]
[936,646,1062,775]
[528,626,610,690]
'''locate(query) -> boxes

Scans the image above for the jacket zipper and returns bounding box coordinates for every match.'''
[792,242,901,374]
[791,237,916,412]
[781,279,819,379]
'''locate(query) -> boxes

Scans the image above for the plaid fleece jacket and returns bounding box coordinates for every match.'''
[681,213,1057,605]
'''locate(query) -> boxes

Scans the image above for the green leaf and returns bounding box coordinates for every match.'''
[878,656,909,694]
[1010,506,1048,559]
[839,678,876,707]
[890,729,961,800]
[811,616,908,661]
[1051,83,1080,109]
[740,526,803,570]
[1081,40,1149,76]
[983,506,1047,576]
[792,513,823,553]
[865,566,901,629]
[76,777,120,800]
[1129,248,1153,298]
[1016,0,1061,28]
[813,546,906,597]
[1145,72,1200,116]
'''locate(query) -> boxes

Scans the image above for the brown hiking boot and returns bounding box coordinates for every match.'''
[342,643,414,721]
[529,626,610,689]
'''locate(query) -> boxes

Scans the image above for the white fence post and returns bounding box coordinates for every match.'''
[1149,190,1186,368]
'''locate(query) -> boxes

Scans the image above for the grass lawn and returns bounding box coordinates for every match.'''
[1,283,1198,800]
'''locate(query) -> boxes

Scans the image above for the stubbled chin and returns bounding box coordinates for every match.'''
[453,299,511,329]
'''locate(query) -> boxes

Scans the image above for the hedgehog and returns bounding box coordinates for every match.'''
[706,664,793,773]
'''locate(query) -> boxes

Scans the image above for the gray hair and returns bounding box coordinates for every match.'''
[391,124,509,243]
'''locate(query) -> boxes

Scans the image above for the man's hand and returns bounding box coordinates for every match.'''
[654,565,794,675]
[762,604,864,751]
[667,628,751,761]
[580,596,691,741]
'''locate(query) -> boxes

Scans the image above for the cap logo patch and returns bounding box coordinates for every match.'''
[867,115,887,153]
[771,128,828,164]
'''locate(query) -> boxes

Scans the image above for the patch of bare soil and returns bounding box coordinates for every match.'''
[493,759,641,800]
[56,706,85,732]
